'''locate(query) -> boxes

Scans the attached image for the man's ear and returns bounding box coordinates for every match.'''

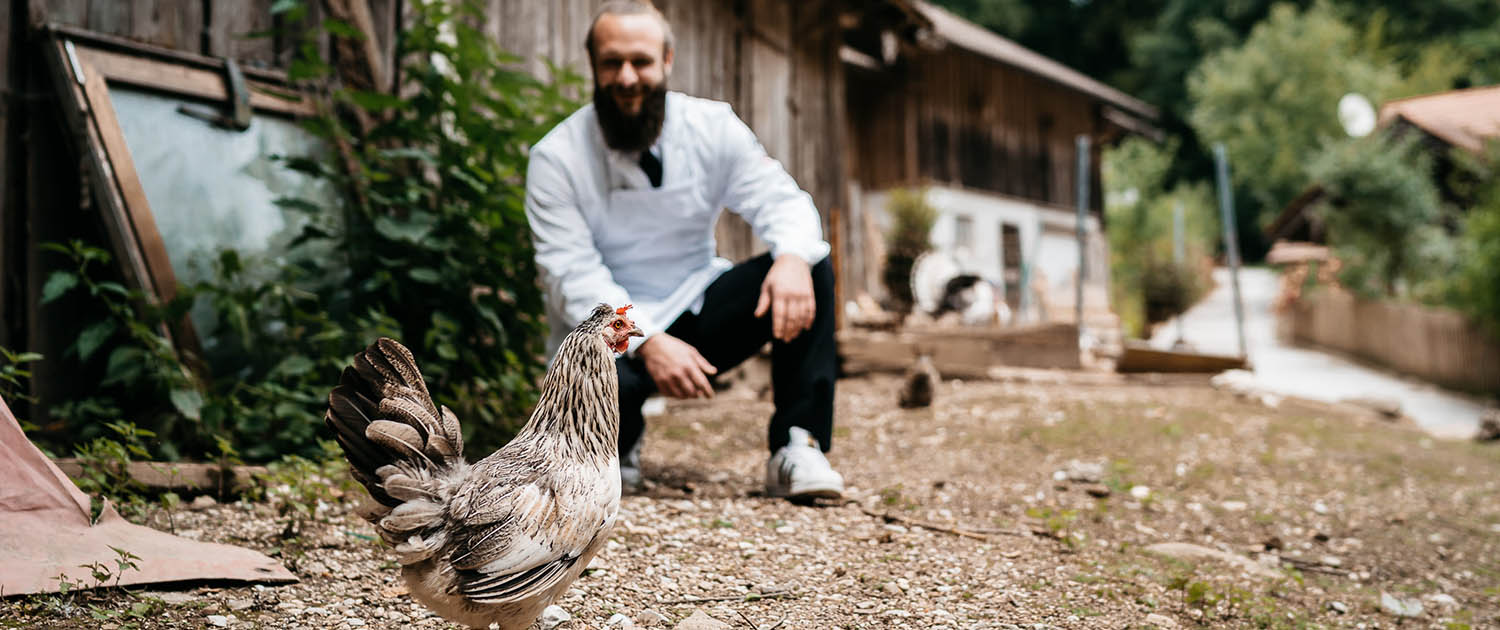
[662,45,674,78]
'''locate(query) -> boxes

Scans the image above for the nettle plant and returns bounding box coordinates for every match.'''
[37,0,581,462]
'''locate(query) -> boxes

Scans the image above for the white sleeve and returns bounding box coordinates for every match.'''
[713,105,831,265]
[525,149,667,348]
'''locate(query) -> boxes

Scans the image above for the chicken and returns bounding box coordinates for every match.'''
[898,351,940,409]
[325,303,642,629]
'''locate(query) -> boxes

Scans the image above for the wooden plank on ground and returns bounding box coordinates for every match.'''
[840,323,1081,377]
[52,458,269,495]
[1114,343,1246,374]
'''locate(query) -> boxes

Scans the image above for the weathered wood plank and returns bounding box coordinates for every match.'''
[0,0,13,350]
[839,323,1082,376]
[52,458,269,495]
[207,0,276,67]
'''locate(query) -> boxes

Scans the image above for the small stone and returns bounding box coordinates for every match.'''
[1380,592,1423,617]
[1143,612,1178,627]
[1329,601,1348,614]
[636,609,668,627]
[672,609,730,630]
[227,599,253,611]
[305,607,330,616]
[1425,593,1459,609]
[1427,532,1446,545]
[540,605,572,629]
[1065,460,1104,483]
[1083,484,1111,498]
[1130,485,1151,500]
[1313,501,1329,515]
[1319,555,1342,567]
[607,613,636,628]
[346,619,366,627]
[1221,500,1247,512]
[883,582,903,595]
[880,609,911,617]
[205,615,229,628]
[189,495,218,511]
[147,591,198,605]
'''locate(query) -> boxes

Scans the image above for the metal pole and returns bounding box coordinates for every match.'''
[1173,201,1186,345]
[1074,135,1090,343]
[1213,143,1247,358]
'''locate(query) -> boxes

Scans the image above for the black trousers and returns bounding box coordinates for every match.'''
[616,254,837,455]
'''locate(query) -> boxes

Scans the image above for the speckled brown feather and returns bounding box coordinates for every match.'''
[324,303,628,629]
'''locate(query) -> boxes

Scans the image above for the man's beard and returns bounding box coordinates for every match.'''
[594,80,668,153]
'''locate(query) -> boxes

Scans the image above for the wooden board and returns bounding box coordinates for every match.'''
[51,458,269,496]
[840,323,1081,377]
[1114,343,1247,374]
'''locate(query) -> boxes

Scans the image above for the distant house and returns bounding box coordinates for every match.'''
[1266,84,1500,244]
[839,1,1160,333]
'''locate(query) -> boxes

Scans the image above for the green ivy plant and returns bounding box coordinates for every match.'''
[35,0,580,461]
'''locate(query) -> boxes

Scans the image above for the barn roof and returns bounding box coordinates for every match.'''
[1378,84,1500,156]
[911,1,1159,121]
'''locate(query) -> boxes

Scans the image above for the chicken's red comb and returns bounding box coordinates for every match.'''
[615,304,633,315]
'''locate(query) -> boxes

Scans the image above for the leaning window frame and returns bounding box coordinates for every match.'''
[41,24,316,355]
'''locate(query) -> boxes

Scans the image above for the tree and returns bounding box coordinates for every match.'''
[1188,3,1400,228]
[1307,133,1448,298]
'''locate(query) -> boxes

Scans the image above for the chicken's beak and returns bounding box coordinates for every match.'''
[628,325,644,338]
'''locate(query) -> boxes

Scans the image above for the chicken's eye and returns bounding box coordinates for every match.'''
[611,320,625,331]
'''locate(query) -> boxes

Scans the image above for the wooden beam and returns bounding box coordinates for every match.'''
[77,46,315,117]
[52,458,269,496]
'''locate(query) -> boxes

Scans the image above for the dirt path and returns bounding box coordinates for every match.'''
[5,374,1498,629]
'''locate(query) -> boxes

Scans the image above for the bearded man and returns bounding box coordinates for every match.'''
[524,0,843,502]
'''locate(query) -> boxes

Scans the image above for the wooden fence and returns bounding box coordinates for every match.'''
[1281,289,1500,394]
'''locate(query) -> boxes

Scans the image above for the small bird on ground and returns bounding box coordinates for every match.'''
[898,351,940,409]
[325,303,641,629]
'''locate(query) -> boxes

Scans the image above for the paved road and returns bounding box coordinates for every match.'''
[1149,267,1489,439]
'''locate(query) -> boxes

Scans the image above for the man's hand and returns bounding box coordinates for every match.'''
[755,254,815,342]
[638,333,718,399]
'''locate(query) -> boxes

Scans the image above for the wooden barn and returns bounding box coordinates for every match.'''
[0,0,1159,392]
[839,1,1160,335]
[0,0,865,403]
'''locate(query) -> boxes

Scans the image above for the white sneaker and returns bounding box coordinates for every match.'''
[765,427,844,500]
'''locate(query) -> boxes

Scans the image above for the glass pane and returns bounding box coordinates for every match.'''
[107,86,338,351]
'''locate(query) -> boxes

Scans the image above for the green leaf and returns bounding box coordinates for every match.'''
[322,18,365,40]
[75,321,117,361]
[93,282,128,297]
[346,90,404,111]
[373,213,437,243]
[41,271,79,304]
[102,347,145,387]
[169,389,204,421]
[270,355,315,378]
[407,268,442,283]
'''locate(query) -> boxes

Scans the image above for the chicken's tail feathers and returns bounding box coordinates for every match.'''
[326,337,467,513]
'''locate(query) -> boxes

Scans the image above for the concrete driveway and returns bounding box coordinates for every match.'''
[1149,267,1490,439]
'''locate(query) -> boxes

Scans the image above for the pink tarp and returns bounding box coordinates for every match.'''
[0,396,296,596]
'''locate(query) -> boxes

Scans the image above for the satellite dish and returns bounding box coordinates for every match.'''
[1338,93,1376,138]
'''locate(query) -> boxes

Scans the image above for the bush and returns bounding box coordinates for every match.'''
[1446,143,1500,336]
[882,189,938,315]
[35,1,581,461]
[1307,132,1450,298]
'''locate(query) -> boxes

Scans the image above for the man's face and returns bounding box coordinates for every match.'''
[591,13,673,116]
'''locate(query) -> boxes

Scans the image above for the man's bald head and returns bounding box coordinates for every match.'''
[585,0,674,64]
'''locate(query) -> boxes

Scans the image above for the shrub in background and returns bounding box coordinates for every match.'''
[881,189,938,316]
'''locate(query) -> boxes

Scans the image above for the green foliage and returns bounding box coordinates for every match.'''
[1446,143,1500,335]
[882,189,938,315]
[271,0,581,453]
[1103,137,1218,338]
[1307,132,1449,297]
[1188,3,1400,219]
[0,346,42,407]
[36,0,580,461]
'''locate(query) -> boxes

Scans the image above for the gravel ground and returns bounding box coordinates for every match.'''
[4,371,1498,629]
